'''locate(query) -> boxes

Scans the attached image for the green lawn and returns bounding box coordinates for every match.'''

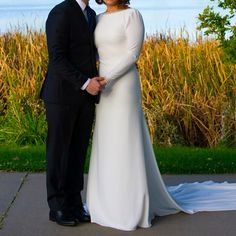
[154,146,236,174]
[0,145,46,172]
[0,145,236,174]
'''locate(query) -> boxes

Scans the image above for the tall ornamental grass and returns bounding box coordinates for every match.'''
[0,30,235,147]
[0,30,47,145]
[139,34,236,147]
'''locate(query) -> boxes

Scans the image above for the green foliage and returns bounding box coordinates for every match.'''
[0,104,47,145]
[198,0,236,63]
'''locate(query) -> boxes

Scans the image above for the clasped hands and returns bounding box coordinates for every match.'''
[86,77,108,95]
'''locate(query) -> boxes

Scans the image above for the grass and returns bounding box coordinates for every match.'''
[0,30,235,147]
[154,146,236,174]
[139,34,236,147]
[0,145,236,174]
[0,145,46,172]
[0,29,236,173]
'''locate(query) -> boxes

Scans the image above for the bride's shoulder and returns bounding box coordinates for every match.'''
[125,8,143,19]
[124,8,143,23]
[127,8,140,13]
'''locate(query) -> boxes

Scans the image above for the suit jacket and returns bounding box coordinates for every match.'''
[40,0,98,104]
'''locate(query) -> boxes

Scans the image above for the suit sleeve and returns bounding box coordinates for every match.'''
[46,7,88,90]
[104,10,145,81]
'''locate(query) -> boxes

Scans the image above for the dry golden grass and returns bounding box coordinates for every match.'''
[139,34,236,147]
[0,30,47,144]
[0,30,235,146]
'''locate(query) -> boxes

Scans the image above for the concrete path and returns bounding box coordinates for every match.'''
[1,172,236,236]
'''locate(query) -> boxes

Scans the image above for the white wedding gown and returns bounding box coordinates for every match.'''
[86,8,236,231]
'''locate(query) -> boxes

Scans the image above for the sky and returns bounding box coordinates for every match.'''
[0,0,216,8]
[0,0,230,37]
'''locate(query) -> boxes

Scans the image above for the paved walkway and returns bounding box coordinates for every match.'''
[1,172,236,236]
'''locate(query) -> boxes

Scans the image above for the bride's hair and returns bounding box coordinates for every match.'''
[95,0,130,5]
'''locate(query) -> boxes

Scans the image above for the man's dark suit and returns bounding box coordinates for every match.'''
[40,0,97,213]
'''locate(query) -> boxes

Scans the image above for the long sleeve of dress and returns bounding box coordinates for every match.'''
[104,10,145,81]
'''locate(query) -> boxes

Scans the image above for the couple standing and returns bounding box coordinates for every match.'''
[41,0,236,232]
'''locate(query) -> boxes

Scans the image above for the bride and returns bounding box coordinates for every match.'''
[86,0,236,231]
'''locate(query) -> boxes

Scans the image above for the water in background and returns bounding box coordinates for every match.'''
[0,0,221,37]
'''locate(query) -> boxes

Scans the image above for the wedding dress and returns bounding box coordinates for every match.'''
[86,8,236,231]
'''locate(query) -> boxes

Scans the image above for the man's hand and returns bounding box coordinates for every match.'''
[86,77,105,95]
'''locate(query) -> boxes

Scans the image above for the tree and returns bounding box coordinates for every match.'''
[198,0,236,63]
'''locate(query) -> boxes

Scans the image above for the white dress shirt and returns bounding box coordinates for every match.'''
[76,0,91,90]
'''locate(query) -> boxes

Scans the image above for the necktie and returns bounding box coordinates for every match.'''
[84,6,93,32]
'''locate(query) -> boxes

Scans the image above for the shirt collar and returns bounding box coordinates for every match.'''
[76,0,87,11]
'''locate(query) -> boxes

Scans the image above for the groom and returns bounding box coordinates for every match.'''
[40,0,105,226]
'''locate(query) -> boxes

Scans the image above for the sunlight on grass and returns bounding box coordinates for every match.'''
[0,29,235,147]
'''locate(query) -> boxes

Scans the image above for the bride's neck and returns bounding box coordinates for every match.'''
[106,5,128,13]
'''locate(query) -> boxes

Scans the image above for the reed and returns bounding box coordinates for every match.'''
[139,34,236,147]
[0,30,235,147]
[0,30,47,145]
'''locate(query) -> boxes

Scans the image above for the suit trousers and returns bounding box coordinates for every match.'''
[45,100,95,211]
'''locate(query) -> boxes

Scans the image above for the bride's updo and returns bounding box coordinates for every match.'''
[95,0,130,5]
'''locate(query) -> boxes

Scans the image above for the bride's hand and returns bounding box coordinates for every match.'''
[97,78,108,90]
[93,77,108,90]
[86,77,103,95]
